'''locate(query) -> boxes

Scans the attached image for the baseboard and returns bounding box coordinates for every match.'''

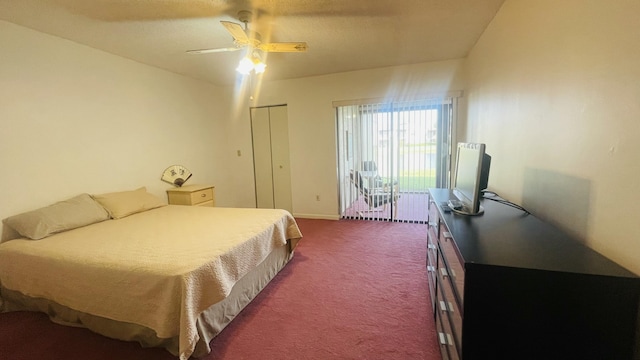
[293,213,340,221]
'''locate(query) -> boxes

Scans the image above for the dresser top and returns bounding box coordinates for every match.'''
[429,188,637,278]
[166,184,214,193]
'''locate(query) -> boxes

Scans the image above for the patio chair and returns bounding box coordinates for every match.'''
[350,170,399,219]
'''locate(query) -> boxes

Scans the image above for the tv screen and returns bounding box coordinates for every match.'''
[452,142,490,215]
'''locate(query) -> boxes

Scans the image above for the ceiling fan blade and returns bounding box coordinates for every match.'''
[221,21,249,44]
[258,42,309,53]
[186,47,241,54]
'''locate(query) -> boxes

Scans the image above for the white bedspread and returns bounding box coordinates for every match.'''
[0,205,302,359]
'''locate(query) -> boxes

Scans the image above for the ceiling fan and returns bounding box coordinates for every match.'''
[186,10,308,55]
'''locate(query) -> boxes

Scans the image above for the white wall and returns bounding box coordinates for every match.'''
[4,2,637,274]
[0,21,231,230]
[464,0,640,273]
[0,19,465,227]
[222,60,466,218]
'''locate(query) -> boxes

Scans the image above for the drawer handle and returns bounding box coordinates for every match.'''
[201,194,207,197]
[427,265,435,272]
[442,231,452,239]
[439,300,455,312]
[440,267,456,278]
[428,244,436,250]
[438,332,454,346]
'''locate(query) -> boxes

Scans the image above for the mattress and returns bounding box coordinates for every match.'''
[0,205,302,359]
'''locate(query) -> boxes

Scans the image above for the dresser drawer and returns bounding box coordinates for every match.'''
[427,232,438,285]
[427,198,440,232]
[438,224,465,309]
[167,185,215,206]
[426,196,439,310]
[427,198,439,283]
[194,199,214,207]
[427,227,438,310]
[189,188,214,205]
[437,247,462,355]
[435,280,461,360]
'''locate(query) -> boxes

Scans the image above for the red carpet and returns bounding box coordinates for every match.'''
[0,219,441,360]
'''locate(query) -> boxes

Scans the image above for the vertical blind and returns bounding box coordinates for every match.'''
[335,95,458,222]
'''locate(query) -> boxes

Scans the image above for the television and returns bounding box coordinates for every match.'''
[451,142,491,216]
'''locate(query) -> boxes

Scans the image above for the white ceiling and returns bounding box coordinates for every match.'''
[0,0,505,86]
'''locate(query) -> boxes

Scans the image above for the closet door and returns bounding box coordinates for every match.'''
[251,107,275,209]
[250,105,293,213]
[268,106,293,212]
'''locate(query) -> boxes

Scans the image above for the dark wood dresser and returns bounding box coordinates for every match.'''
[427,188,640,360]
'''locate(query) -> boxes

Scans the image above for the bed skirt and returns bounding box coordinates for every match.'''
[0,238,297,358]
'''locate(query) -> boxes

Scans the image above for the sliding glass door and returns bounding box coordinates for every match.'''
[336,96,456,222]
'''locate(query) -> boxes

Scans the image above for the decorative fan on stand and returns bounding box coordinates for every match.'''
[186,10,308,73]
[161,165,192,187]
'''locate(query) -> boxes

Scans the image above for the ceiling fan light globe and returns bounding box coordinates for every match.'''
[254,62,266,74]
[236,57,254,74]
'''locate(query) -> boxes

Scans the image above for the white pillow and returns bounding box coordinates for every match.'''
[2,193,110,240]
[92,187,166,219]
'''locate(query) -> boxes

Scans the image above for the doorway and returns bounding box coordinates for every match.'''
[336,97,456,222]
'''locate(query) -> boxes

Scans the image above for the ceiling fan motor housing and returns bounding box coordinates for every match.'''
[237,10,253,24]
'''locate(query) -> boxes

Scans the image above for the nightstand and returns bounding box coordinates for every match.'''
[166,184,215,207]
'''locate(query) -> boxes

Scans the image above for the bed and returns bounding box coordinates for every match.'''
[0,188,302,359]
